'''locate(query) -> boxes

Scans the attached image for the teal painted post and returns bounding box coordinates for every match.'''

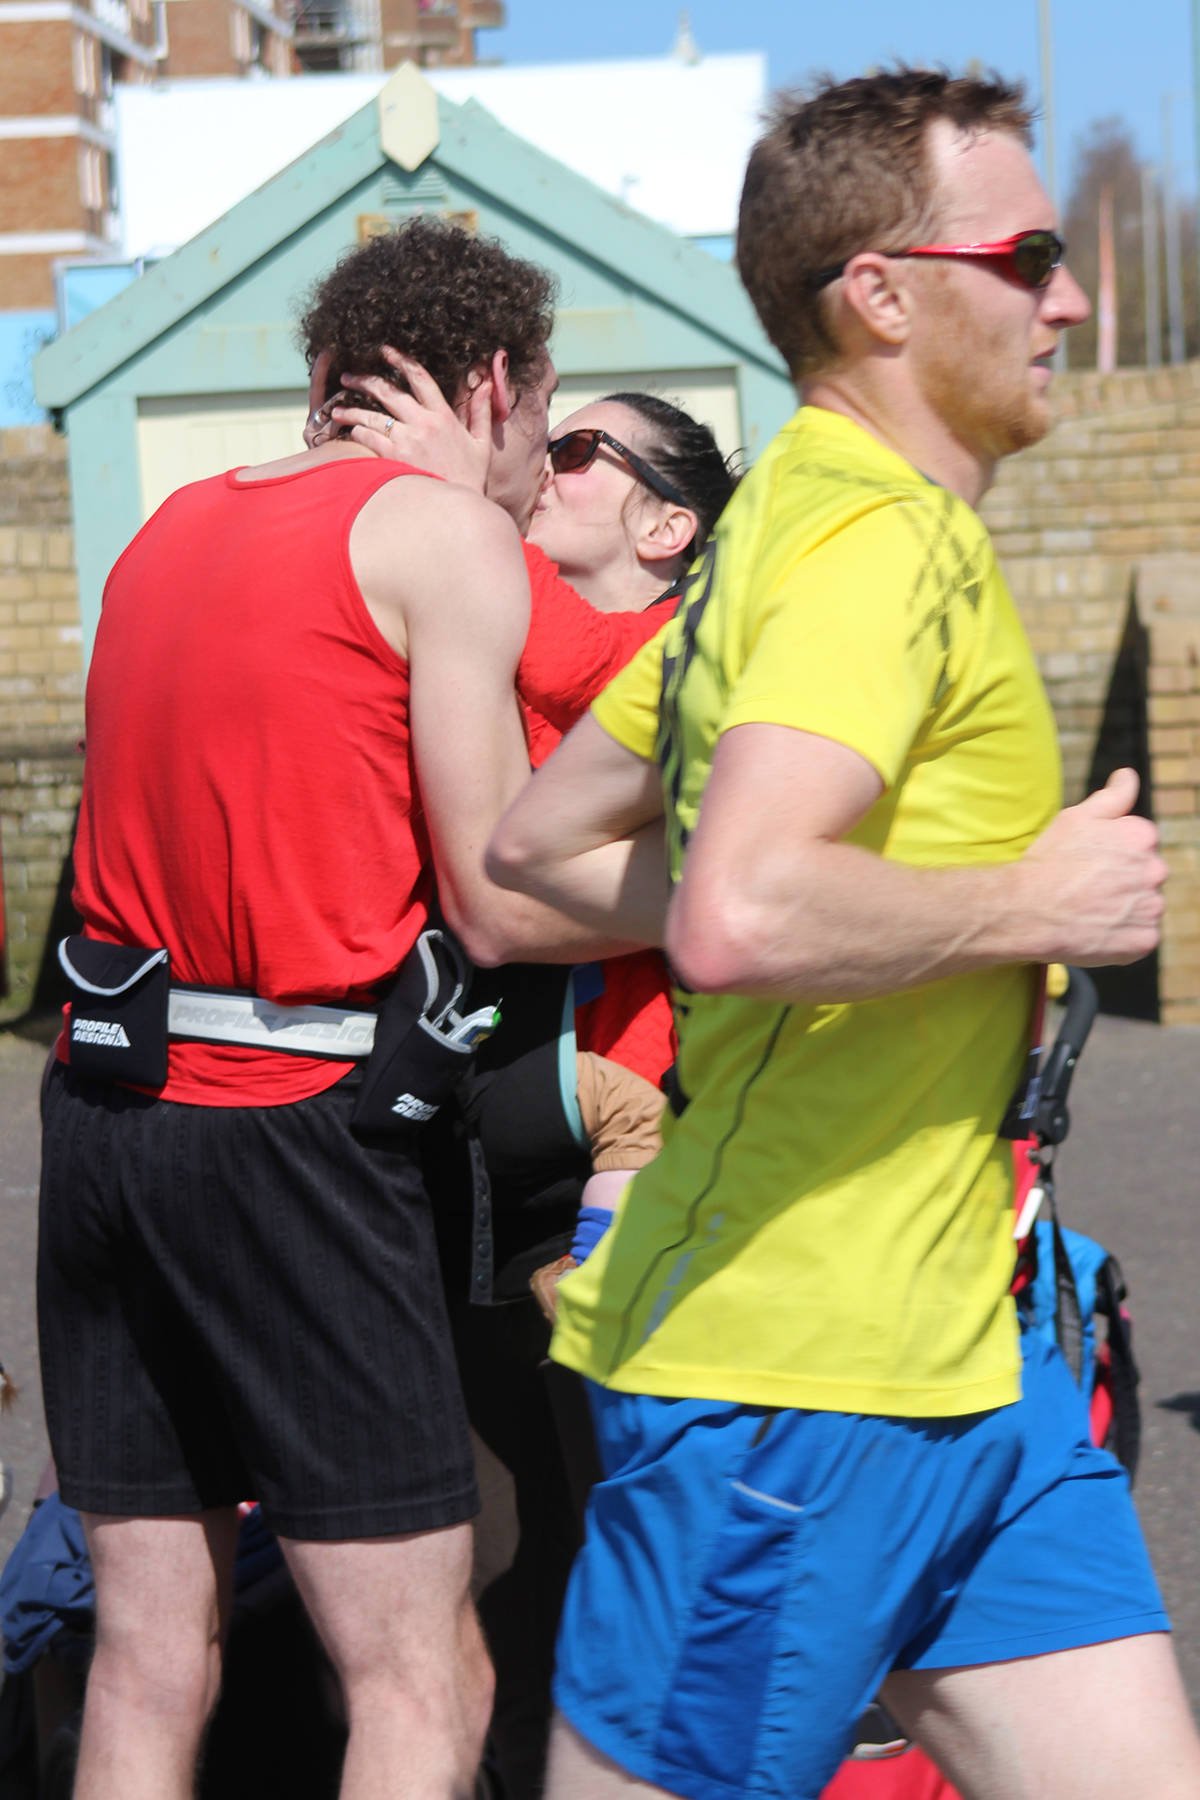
[1194,0,1200,344]
[66,388,143,659]
[737,362,798,465]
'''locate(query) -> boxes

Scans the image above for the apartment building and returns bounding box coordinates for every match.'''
[293,0,504,76]
[0,0,502,311]
[1,0,155,307]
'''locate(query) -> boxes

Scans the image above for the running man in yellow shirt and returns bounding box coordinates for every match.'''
[488,67,1200,1800]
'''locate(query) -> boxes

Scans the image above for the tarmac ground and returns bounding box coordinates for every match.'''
[1,1009,1199,1716]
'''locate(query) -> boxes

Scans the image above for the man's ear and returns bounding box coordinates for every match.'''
[837,252,913,349]
[636,504,699,567]
[489,348,513,424]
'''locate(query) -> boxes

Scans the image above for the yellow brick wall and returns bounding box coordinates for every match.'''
[1146,619,1200,1024]
[979,364,1200,1022]
[0,429,83,1019]
[999,557,1130,806]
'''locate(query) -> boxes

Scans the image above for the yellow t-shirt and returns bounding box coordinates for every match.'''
[552,406,1062,1418]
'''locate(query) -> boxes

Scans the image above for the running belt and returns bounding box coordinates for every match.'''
[166,989,378,1059]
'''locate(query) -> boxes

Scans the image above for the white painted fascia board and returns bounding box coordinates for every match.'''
[0,230,110,251]
[71,4,158,63]
[2,0,160,63]
[0,114,115,147]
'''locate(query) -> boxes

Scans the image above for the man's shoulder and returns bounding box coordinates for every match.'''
[352,476,524,657]
[356,464,489,520]
[733,458,987,590]
[764,408,992,543]
[357,470,520,561]
[778,446,994,582]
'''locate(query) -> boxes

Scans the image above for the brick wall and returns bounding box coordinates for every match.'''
[985,365,1200,563]
[0,256,60,311]
[0,426,72,530]
[0,138,86,238]
[4,375,1200,1021]
[161,0,288,78]
[0,428,83,1021]
[160,0,233,74]
[0,18,77,113]
[981,363,1200,1022]
[1147,616,1200,1025]
[0,11,158,309]
[1001,556,1130,806]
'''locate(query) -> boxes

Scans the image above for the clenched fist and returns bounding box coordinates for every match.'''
[1018,768,1167,966]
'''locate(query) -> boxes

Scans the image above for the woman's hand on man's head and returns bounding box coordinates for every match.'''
[304,345,493,493]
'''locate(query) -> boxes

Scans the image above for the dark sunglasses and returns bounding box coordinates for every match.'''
[548,428,690,508]
[811,229,1066,293]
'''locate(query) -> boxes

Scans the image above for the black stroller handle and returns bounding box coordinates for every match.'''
[1034,966,1099,1148]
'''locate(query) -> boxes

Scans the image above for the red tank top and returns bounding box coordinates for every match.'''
[69,457,432,1105]
[518,544,678,1086]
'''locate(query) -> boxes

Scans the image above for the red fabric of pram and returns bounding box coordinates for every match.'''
[821,1755,957,1800]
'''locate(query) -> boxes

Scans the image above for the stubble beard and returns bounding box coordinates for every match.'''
[921,302,1054,470]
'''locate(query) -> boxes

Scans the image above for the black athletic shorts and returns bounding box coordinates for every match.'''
[37,1060,479,1540]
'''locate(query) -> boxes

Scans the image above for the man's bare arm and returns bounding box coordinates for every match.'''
[488,714,1164,999]
[664,726,1164,1000]
[488,714,669,946]
[351,479,659,965]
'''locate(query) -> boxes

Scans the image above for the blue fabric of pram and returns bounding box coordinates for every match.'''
[1,1495,283,1675]
[0,1493,92,1675]
[1018,1218,1111,1400]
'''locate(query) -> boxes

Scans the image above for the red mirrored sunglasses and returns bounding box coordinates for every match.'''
[811,229,1066,292]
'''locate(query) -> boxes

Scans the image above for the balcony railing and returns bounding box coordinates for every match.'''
[291,0,368,43]
[414,0,458,49]
[90,0,131,36]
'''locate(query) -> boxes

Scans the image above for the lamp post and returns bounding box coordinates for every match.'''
[1193,0,1200,353]
[1164,94,1187,363]
[1143,165,1163,368]
[1038,0,1066,367]
[1038,0,1057,214]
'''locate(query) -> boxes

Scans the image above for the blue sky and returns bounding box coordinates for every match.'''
[490,1,1200,203]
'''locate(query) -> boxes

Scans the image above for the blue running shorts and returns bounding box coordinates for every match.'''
[553,1332,1168,1800]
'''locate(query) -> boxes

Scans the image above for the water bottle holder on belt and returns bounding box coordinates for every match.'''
[58,936,172,1088]
[349,931,486,1135]
[58,930,498,1135]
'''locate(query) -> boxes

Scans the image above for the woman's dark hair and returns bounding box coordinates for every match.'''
[298,216,557,409]
[604,392,739,555]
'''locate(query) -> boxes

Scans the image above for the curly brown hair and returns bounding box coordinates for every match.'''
[298,216,557,410]
[737,67,1034,384]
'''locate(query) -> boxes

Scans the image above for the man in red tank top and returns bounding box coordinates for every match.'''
[38,219,663,1800]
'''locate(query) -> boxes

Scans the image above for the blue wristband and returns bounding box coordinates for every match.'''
[571,1205,615,1265]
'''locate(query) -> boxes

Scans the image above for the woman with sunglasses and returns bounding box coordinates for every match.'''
[306,353,736,1796]
[311,358,732,748]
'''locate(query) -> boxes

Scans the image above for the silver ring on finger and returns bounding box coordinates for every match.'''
[384,417,395,436]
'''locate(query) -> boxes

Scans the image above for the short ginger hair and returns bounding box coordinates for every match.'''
[737,67,1035,384]
[298,215,557,409]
